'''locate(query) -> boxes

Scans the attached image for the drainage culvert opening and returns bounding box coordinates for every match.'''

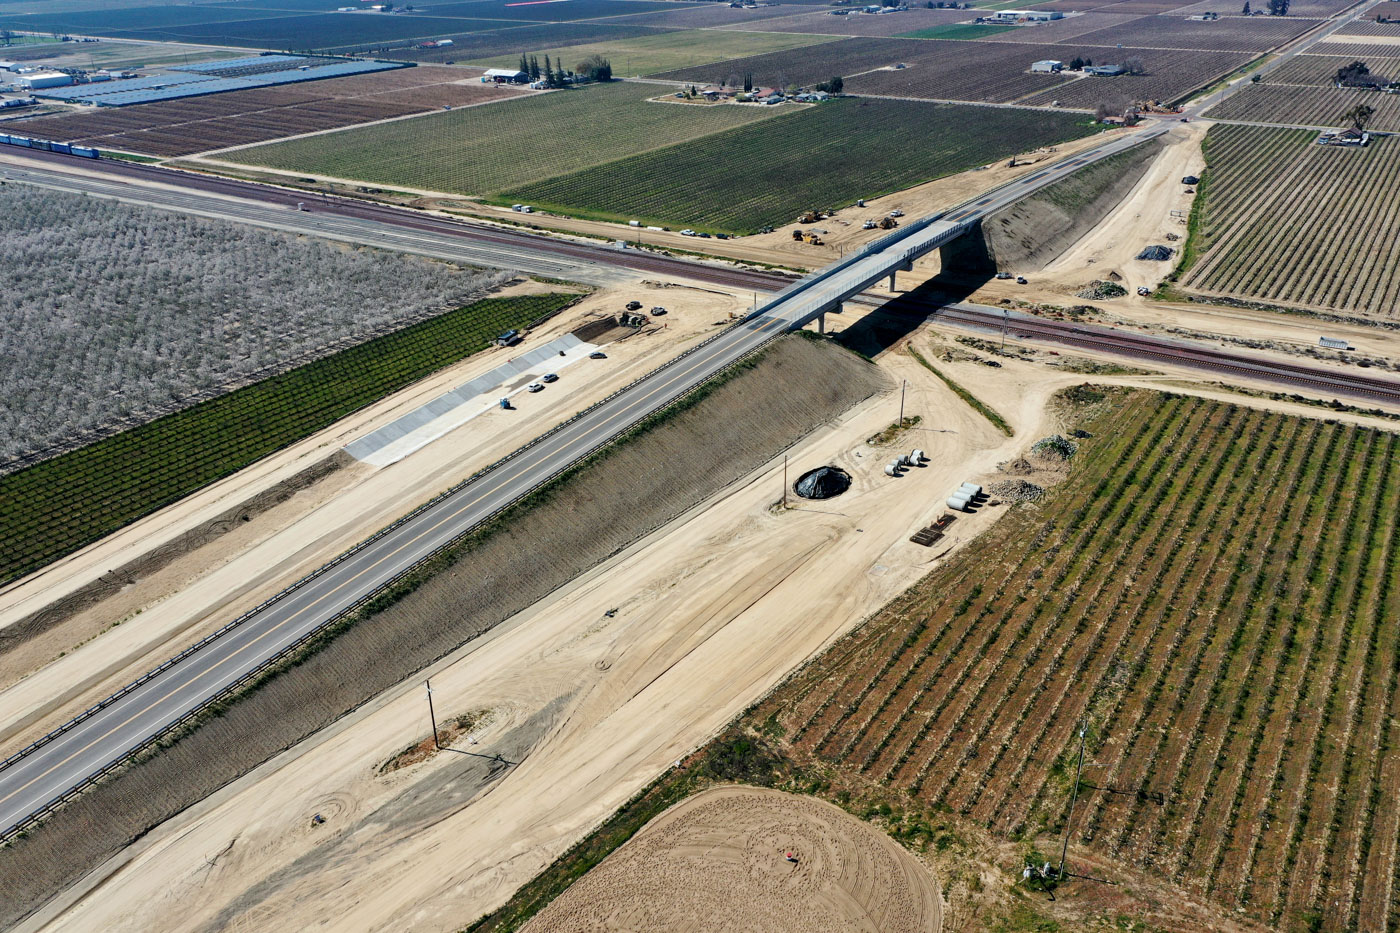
[794,466,851,500]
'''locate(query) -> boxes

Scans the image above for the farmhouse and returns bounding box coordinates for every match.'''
[482,68,528,84]
[1031,59,1063,73]
[1317,127,1371,146]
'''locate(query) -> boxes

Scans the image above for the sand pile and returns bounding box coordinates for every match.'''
[523,786,941,933]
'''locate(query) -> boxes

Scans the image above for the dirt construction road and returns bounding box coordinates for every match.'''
[522,785,943,933]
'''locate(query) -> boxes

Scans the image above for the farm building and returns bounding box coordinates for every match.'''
[1084,64,1125,76]
[987,9,1062,21]
[482,68,528,84]
[1031,60,1063,73]
[1187,11,1221,19]
[1376,1,1400,20]
[18,72,72,90]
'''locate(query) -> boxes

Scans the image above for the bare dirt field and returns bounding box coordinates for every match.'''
[521,785,943,933]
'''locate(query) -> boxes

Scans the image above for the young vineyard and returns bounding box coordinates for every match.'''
[224,82,779,197]
[752,387,1400,932]
[1182,124,1400,317]
[500,98,1098,234]
[0,293,574,586]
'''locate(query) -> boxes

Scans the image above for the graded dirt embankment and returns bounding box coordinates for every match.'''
[0,334,889,931]
[946,137,1165,275]
[521,785,942,933]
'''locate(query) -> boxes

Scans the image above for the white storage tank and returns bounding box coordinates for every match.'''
[888,459,903,475]
[885,463,900,477]
[959,482,982,496]
[947,495,970,511]
[910,448,925,463]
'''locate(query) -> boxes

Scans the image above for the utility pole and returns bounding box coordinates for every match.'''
[1002,308,1009,350]
[425,679,441,750]
[1058,724,1088,880]
[783,454,788,507]
[898,379,906,428]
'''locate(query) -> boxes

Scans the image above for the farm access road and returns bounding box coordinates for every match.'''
[0,126,1174,840]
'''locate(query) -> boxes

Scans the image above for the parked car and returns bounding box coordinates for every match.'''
[651,306,667,315]
[680,229,697,236]
[541,372,558,383]
[863,220,877,229]
[889,209,904,217]
[995,271,1013,280]
[625,300,642,310]
[590,351,607,359]
[1016,276,1027,284]
[527,382,544,392]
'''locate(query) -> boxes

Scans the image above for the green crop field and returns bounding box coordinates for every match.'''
[466,28,835,77]
[1182,124,1400,317]
[898,22,1014,39]
[0,293,573,586]
[222,82,781,196]
[499,97,1099,234]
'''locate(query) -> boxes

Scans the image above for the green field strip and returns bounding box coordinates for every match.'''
[0,293,573,586]
[465,28,837,76]
[501,96,1099,235]
[222,81,780,197]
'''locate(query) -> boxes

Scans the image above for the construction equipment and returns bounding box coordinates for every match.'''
[1139,100,1181,114]
[793,229,823,244]
[796,210,821,224]
[878,216,898,230]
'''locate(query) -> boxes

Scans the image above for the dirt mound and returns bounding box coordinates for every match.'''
[794,466,851,500]
[1000,456,1037,475]
[989,479,1044,502]
[522,786,942,933]
[1136,244,1175,261]
[1031,434,1079,462]
[0,335,890,930]
[1076,280,1128,300]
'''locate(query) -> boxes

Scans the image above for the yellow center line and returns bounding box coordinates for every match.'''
[0,316,788,811]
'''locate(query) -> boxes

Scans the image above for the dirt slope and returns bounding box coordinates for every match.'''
[949,136,1165,275]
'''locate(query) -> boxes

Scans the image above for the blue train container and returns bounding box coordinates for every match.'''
[30,138,52,151]
[51,142,72,155]
[0,134,10,146]
[9,135,31,148]
[71,145,99,158]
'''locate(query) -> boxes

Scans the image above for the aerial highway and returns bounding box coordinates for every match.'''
[3,119,1399,838]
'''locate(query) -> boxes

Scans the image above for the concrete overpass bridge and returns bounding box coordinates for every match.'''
[754,123,1166,335]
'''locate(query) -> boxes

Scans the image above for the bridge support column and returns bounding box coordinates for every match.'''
[889,271,897,292]
[817,312,825,334]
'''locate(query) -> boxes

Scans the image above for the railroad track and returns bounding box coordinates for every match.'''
[934,304,1400,405]
[14,148,1400,408]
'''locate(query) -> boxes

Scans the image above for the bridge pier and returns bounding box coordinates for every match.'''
[817,312,825,334]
